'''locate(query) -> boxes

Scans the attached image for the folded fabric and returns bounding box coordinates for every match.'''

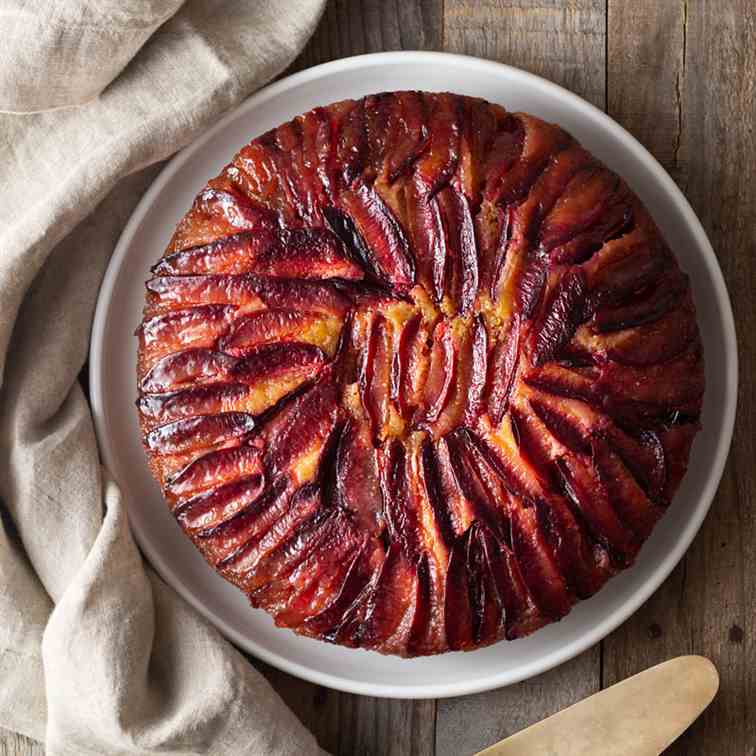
[0,1,329,753]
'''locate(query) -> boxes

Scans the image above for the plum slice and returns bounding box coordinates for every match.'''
[383,91,429,183]
[405,175,446,301]
[360,542,417,649]
[378,439,423,562]
[145,412,256,455]
[168,183,278,252]
[531,268,588,366]
[230,342,327,383]
[192,476,292,564]
[145,274,350,317]
[509,499,573,620]
[333,99,368,188]
[599,296,697,367]
[486,315,521,425]
[219,484,325,590]
[167,445,263,501]
[175,473,266,534]
[219,309,339,356]
[138,305,237,367]
[261,375,341,484]
[591,439,662,538]
[392,312,430,421]
[454,97,500,204]
[302,545,377,639]
[477,526,544,639]
[556,455,640,567]
[444,533,474,650]
[140,349,238,393]
[154,228,362,280]
[420,321,456,424]
[414,93,462,194]
[334,420,384,537]
[591,270,687,334]
[487,115,567,207]
[445,429,508,541]
[339,182,415,290]
[467,524,506,645]
[138,383,249,424]
[437,186,479,314]
[360,313,396,443]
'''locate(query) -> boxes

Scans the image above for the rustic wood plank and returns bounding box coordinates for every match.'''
[291,0,443,72]
[604,2,756,755]
[444,0,606,109]
[0,730,42,756]
[256,661,436,756]
[436,649,600,755]
[435,3,606,753]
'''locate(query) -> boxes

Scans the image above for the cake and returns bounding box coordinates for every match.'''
[136,92,704,656]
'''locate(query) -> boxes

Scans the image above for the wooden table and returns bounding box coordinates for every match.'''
[3,1,753,754]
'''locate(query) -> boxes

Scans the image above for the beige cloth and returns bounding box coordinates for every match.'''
[0,1,330,754]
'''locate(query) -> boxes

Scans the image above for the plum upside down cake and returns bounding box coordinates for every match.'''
[136,92,704,656]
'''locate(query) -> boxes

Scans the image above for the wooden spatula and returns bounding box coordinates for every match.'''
[476,656,718,756]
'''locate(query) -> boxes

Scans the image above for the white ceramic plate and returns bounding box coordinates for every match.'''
[90,52,737,699]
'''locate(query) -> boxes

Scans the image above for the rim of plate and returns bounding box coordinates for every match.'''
[90,51,738,698]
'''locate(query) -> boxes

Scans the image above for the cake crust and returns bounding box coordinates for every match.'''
[136,92,704,656]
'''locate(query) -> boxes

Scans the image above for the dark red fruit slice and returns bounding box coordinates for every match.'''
[360,314,395,443]
[339,182,415,290]
[509,499,573,620]
[230,342,327,383]
[392,312,430,420]
[421,320,456,424]
[169,184,278,252]
[486,315,521,425]
[378,439,423,561]
[331,99,368,188]
[405,175,446,301]
[556,455,640,567]
[145,412,256,455]
[477,526,544,639]
[531,268,587,366]
[137,383,249,424]
[488,115,567,206]
[138,305,237,365]
[219,485,324,589]
[333,420,383,536]
[219,309,334,356]
[444,533,474,650]
[167,445,263,500]
[145,274,350,317]
[175,474,266,533]
[262,377,341,482]
[592,439,662,538]
[360,543,417,648]
[415,93,462,194]
[437,186,479,314]
[141,349,238,393]
[153,228,362,280]
[467,524,505,645]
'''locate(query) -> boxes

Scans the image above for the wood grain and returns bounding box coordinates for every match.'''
[604,2,756,755]
[444,0,606,109]
[291,0,443,71]
[436,650,600,755]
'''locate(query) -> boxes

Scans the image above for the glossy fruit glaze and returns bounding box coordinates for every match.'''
[136,92,704,656]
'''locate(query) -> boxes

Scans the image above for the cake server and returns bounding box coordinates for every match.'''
[476,655,718,756]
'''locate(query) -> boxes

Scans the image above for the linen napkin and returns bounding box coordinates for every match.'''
[0,1,330,754]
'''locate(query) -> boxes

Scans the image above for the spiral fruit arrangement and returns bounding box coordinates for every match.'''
[136,92,704,656]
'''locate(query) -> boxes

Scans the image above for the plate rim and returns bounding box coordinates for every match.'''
[89,50,738,699]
